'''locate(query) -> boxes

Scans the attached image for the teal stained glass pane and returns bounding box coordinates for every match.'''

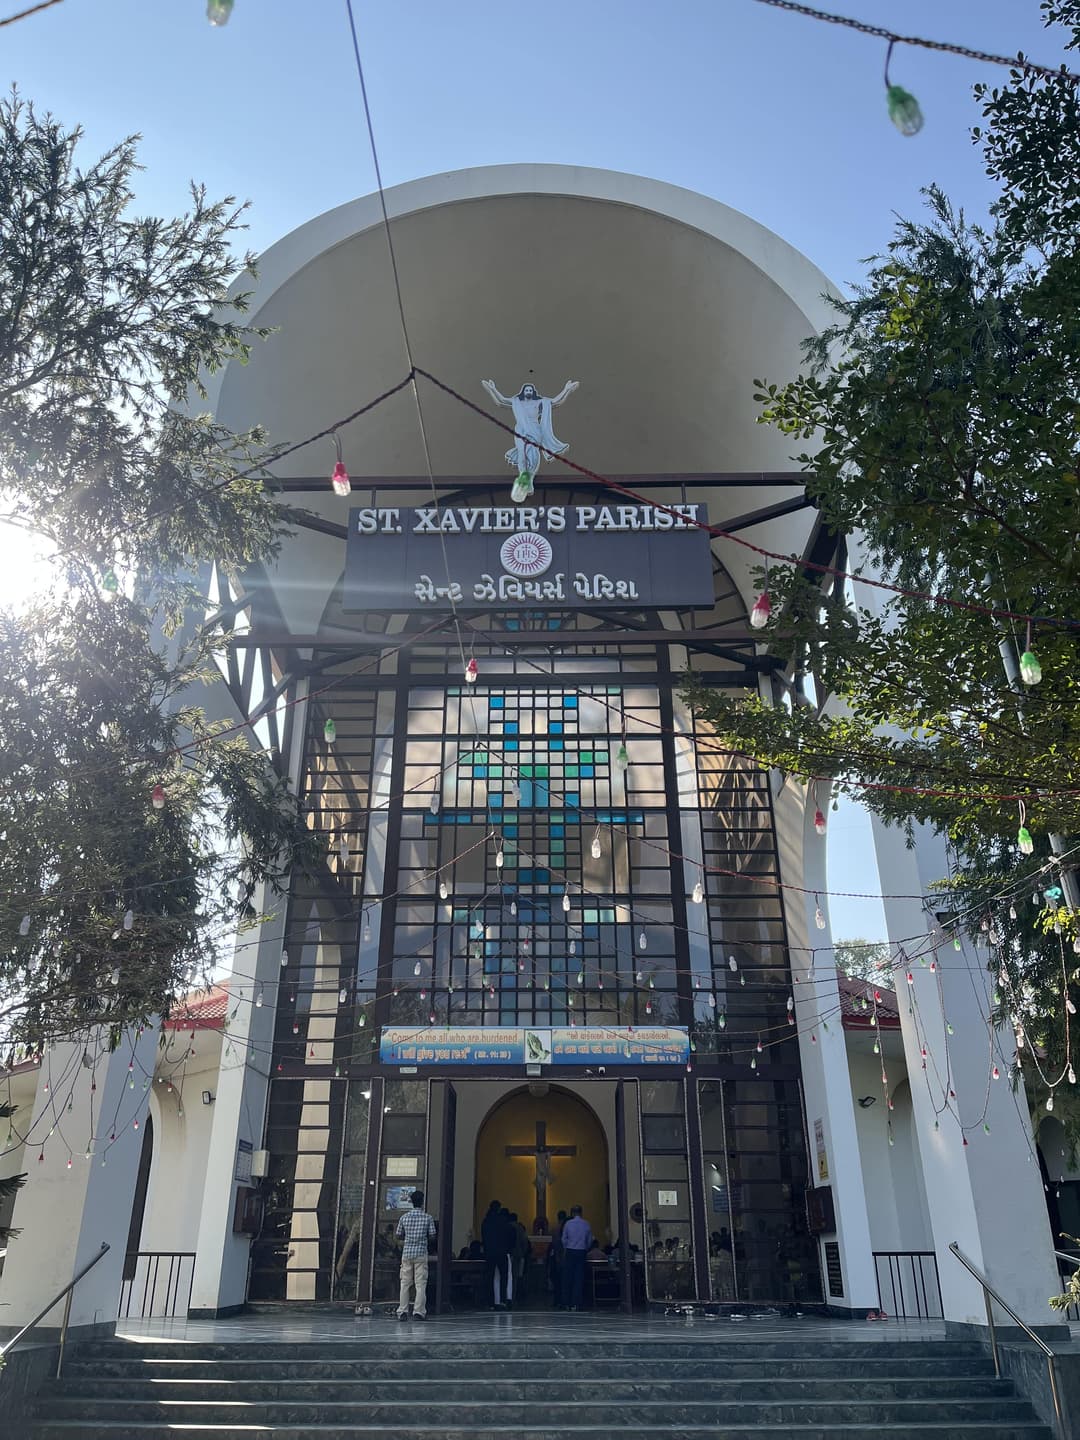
[535,765,549,778]
[565,765,579,777]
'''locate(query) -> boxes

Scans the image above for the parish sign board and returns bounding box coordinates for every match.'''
[343,498,714,611]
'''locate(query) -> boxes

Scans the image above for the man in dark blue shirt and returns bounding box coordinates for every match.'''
[559,1204,593,1311]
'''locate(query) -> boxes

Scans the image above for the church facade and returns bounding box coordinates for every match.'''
[0,167,1064,1336]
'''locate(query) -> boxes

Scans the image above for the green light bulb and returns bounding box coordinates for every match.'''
[615,739,629,770]
[323,718,336,744]
[207,0,234,22]
[1017,825,1034,856]
[1019,650,1042,685]
[886,84,924,136]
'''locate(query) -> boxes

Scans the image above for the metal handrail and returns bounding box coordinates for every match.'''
[1054,1249,1080,1268]
[948,1241,1065,1440]
[0,1242,110,1379]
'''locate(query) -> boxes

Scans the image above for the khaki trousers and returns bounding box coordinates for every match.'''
[398,1254,429,1316]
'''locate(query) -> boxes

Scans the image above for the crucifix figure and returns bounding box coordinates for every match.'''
[505,1120,576,1228]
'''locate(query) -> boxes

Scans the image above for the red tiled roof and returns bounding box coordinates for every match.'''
[163,981,231,1031]
[838,972,901,1030]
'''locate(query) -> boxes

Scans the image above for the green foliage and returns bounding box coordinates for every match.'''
[0,96,321,1051]
[683,1,1080,1075]
[834,940,892,982]
[0,1100,26,1246]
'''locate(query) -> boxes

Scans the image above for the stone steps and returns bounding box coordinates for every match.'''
[28,1333,1054,1440]
[67,1354,996,1381]
[30,1424,1056,1440]
[53,1376,1014,1402]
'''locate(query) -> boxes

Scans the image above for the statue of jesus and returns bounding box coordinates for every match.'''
[482,378,579,501]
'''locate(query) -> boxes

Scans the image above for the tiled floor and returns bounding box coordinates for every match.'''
[116,1310,950,1346]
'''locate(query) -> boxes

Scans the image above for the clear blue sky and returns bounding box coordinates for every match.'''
[2,0,1069,288]
[3,0,1064,939]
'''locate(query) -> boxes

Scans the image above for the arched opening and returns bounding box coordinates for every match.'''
[474,1084,609,1241]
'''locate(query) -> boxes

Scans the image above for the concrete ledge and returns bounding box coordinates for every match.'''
[945,1318,1071,1342]
[997,1339,1080,1437]
[0,1341,59,1428]
[187,1302,247,1319]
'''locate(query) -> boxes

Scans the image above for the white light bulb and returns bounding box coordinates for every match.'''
[339,987,347,1004]
[591,831,602,861]
[414,961,422,977]
[495,849,505,870]
[255,989,264,1008]
[123,909,134,931]
[19,914,30,937]
[429,793,439,816]
[815,906,826,930]
[281,949,289,968]
[562,892,571,913]
[728,956,738,973]
[638,930,647,951]
[691,880,704,905]
[439,880,448,900]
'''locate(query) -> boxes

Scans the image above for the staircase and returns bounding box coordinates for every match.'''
[30,1331,1054,1439]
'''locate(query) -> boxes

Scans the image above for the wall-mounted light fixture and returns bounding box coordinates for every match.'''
[201,1090,215,1106]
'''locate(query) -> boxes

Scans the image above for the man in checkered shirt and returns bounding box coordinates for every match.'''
[395,1190,437,1319]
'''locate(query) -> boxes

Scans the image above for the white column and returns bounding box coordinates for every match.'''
[870,816,1061,1328]
[773,776,878,1312]
[0,1027,159,1339]
[188,883,285,1316]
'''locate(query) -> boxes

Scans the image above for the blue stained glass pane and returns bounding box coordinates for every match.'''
[581,765,595,778]
[565,793,580,809]
[490,697,505,708]
[564,697,578,708]
[534,782,550,806]
[502,824,518,837]
[490,794,503,806]
[505,722,519,735]
[550,825,564,837]
[550,740,564,751]
[550,722,563,734]
[473,765,488,778]
[505,740,518,751]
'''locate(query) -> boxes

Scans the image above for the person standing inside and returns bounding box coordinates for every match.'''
[395,1190,436,1321]
[550,1208,568,1307]
[510,1211,531,1303]
[560,1204,594,1312]
[482,1198,513,1310]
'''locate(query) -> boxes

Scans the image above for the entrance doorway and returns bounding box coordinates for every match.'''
[474,1085,609,1239]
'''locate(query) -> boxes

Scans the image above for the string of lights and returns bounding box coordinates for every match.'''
[748,0,1080,84]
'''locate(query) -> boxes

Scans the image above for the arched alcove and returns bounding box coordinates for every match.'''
[474,1084,608,1239]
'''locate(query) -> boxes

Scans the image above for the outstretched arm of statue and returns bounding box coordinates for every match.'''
[482,379,512,407]
[550,380,580,406]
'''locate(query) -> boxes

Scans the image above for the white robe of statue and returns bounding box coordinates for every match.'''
[482,379,579,482]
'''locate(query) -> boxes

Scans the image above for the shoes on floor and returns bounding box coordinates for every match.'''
[492,1304,505,1311]
[413,1312,426,1320]
[397,1312,408,1322]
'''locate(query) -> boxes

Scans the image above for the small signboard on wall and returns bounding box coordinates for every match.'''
[814,1119,829,1181]
[234,1139,253,1185]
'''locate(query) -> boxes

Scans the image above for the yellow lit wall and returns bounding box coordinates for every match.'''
[474,1086,609,1240]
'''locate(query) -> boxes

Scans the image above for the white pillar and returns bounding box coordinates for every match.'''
[871,816,1061,1328]
[0,1027,159,1339]
[773,776,878,1312]
[188,883,285,1317]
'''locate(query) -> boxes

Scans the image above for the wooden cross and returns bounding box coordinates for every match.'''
[505,1120,576,1226]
